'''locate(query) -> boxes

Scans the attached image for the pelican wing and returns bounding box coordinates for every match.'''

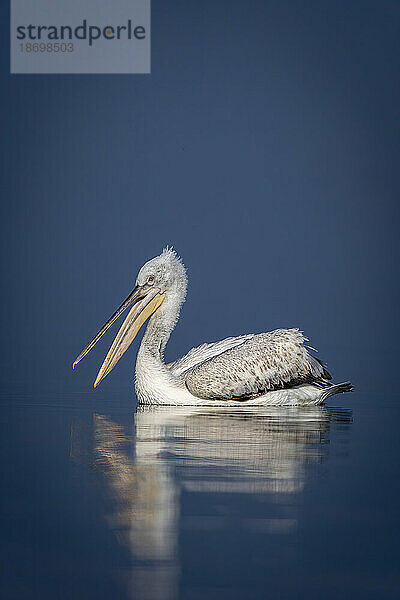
[184,329,331,401]
[168,334,254,376]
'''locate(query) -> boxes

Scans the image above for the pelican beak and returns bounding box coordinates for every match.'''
[72,284,165,388]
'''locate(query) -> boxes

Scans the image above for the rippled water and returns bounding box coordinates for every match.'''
[2,392,398,599]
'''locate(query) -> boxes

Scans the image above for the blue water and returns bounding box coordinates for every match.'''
[1,388,399,599]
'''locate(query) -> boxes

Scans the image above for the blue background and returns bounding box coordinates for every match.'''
[1,0,399,395]
[1,2,399,599]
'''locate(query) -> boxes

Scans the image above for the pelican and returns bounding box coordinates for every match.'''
[73,248,353,406]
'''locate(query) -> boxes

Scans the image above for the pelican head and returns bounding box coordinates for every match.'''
[72,247,187,387]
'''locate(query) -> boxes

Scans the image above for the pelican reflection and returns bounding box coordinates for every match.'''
[72,405,351,599]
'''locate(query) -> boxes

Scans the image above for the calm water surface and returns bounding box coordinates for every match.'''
[1,391,399,599]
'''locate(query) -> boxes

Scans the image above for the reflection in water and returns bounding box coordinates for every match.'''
[71,406,352,599]
[92,413,179,600]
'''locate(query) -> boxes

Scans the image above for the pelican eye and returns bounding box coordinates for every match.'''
[147,275,155,285]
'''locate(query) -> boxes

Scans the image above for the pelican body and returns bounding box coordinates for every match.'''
[73,248,353,406]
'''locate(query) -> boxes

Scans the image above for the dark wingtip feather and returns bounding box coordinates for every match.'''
[314,356,332,380]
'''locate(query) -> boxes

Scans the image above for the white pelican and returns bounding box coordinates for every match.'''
[73,248,353,406]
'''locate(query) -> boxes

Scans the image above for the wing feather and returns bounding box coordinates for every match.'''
[184,329,331,400]
[168,335,254,377]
